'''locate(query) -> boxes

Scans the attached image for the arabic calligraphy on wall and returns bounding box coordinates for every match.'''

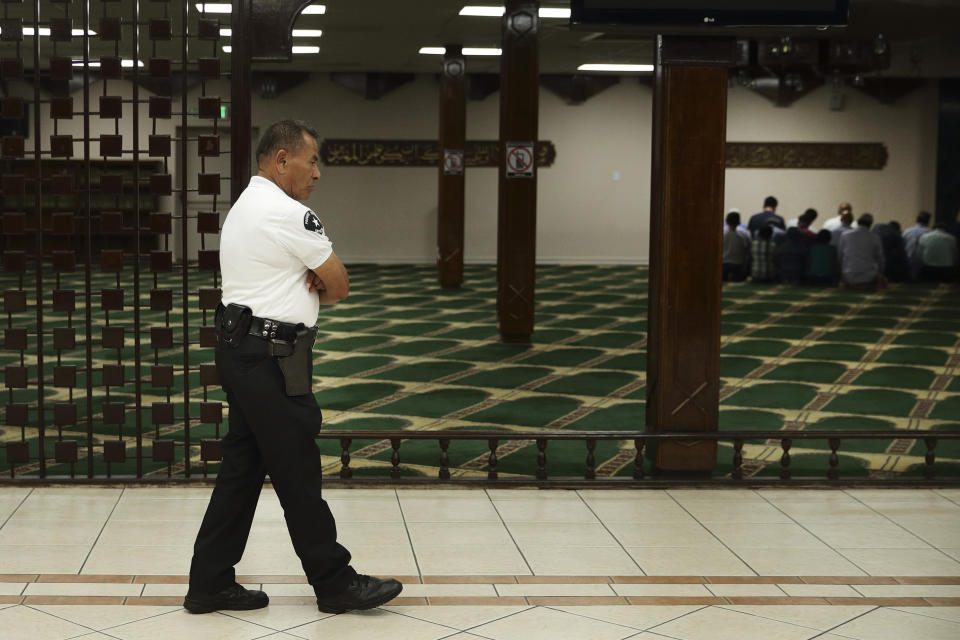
[320,140,884,170]
[320,140,556,168]
[726,142,888,169]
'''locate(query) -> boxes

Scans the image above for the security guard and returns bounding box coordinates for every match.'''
[184,120,402,614]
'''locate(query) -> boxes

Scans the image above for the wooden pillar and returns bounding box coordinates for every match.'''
[497,0,539,343]
[646,37,736,474]
[230,0,252,204]
[438,46,466,288]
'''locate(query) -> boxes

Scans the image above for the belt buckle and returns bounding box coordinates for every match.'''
[262,319,278,339]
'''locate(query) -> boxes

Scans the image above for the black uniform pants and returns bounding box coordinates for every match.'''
[188,333,356,597]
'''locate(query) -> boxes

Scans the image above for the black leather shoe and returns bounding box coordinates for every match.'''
[315,574,403,614]
[183,583,269,614]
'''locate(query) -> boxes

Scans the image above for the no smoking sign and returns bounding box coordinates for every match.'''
[443,149,464,175]
[505,142,535,178]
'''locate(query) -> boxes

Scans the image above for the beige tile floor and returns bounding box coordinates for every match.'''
[0,486,957,639]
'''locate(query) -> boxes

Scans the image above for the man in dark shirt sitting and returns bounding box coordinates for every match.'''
[748,196,785,237]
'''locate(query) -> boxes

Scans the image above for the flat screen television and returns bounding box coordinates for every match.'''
[571,0,850,28]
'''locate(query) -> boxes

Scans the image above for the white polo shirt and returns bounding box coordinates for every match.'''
[220,176,333,325]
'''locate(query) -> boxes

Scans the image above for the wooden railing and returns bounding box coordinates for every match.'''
[316,430,960,486]
[3,430,957,485]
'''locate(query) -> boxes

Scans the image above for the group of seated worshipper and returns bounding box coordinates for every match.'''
[722,198,960,289]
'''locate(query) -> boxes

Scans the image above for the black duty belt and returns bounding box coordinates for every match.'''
[248,315,302,343]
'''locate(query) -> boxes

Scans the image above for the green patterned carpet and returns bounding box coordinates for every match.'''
[2,264,959,480]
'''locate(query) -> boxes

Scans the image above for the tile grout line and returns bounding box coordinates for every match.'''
[393,488,424,580]
[76,487,126,576]
[573,489,647,578]
[543,602,708,637]
[755,489,873,577]
[0,488,34,532]
[389,597,535,637]
[21,602,102,638]
[664,490,760,577]
[379,604,499,637]
[805,604,881,640]
[215,606,320,637]
[842,489,960,566]
[933,489,960,508]
[483,488,535,577]
[641,604,717,637]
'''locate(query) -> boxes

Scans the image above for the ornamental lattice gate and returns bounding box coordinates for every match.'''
[1,0,233,480]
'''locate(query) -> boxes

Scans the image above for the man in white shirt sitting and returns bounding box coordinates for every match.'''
[838,213,886,290]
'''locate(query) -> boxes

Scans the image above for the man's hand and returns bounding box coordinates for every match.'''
[304,270,326,293]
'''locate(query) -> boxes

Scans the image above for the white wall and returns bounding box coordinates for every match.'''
[253,74,938,264]
[724,83,939,229]
[8,73,939,265]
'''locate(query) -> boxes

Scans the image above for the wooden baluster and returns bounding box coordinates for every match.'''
[487,438,499,480]
[633,438,645,480]
[439,437,451,480]
[390,437,401,479]
[584,438,596,480]
[732,438,743,480]
[924,437,937,480]
[339,438,352,479]
[828,437,840,480]
[536,438,547,480]
[780,437,792,480]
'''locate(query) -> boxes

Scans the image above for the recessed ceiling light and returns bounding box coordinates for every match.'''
[220,28,320,38]
[195,3,232,13]
[419,46,501,56]
[71,29,98,36]
[459,6,571,18]
[22,27,52,36]
[463,47,501,55]
[459,5,503,16]
[222,45,232,53]
[578,63,654,72]
[301,4,326,14]
[72,58,139,68]
[292,45,320,54]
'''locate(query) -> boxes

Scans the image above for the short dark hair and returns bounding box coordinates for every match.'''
[726,211,740,227]
[758,225,773,239]
[889,220,901,232]
[917,211,932,225]
[816,229,832,243]
[763,196,778,209]
[857,213,874,228]
[801,208,817,221]
[255,119,319,162]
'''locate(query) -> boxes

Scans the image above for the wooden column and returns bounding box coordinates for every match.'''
[646,37,736,474]
[438,46,466,288]
[497,0,539,343]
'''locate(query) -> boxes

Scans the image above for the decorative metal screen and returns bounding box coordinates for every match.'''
[1,0,227,480]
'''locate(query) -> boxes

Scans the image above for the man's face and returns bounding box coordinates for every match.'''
[280,132,322,202]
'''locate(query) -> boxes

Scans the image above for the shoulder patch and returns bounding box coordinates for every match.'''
[303,210,325,235]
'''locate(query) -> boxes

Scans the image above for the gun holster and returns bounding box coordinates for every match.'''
[215,303,253,348]
[273,325,317,396]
